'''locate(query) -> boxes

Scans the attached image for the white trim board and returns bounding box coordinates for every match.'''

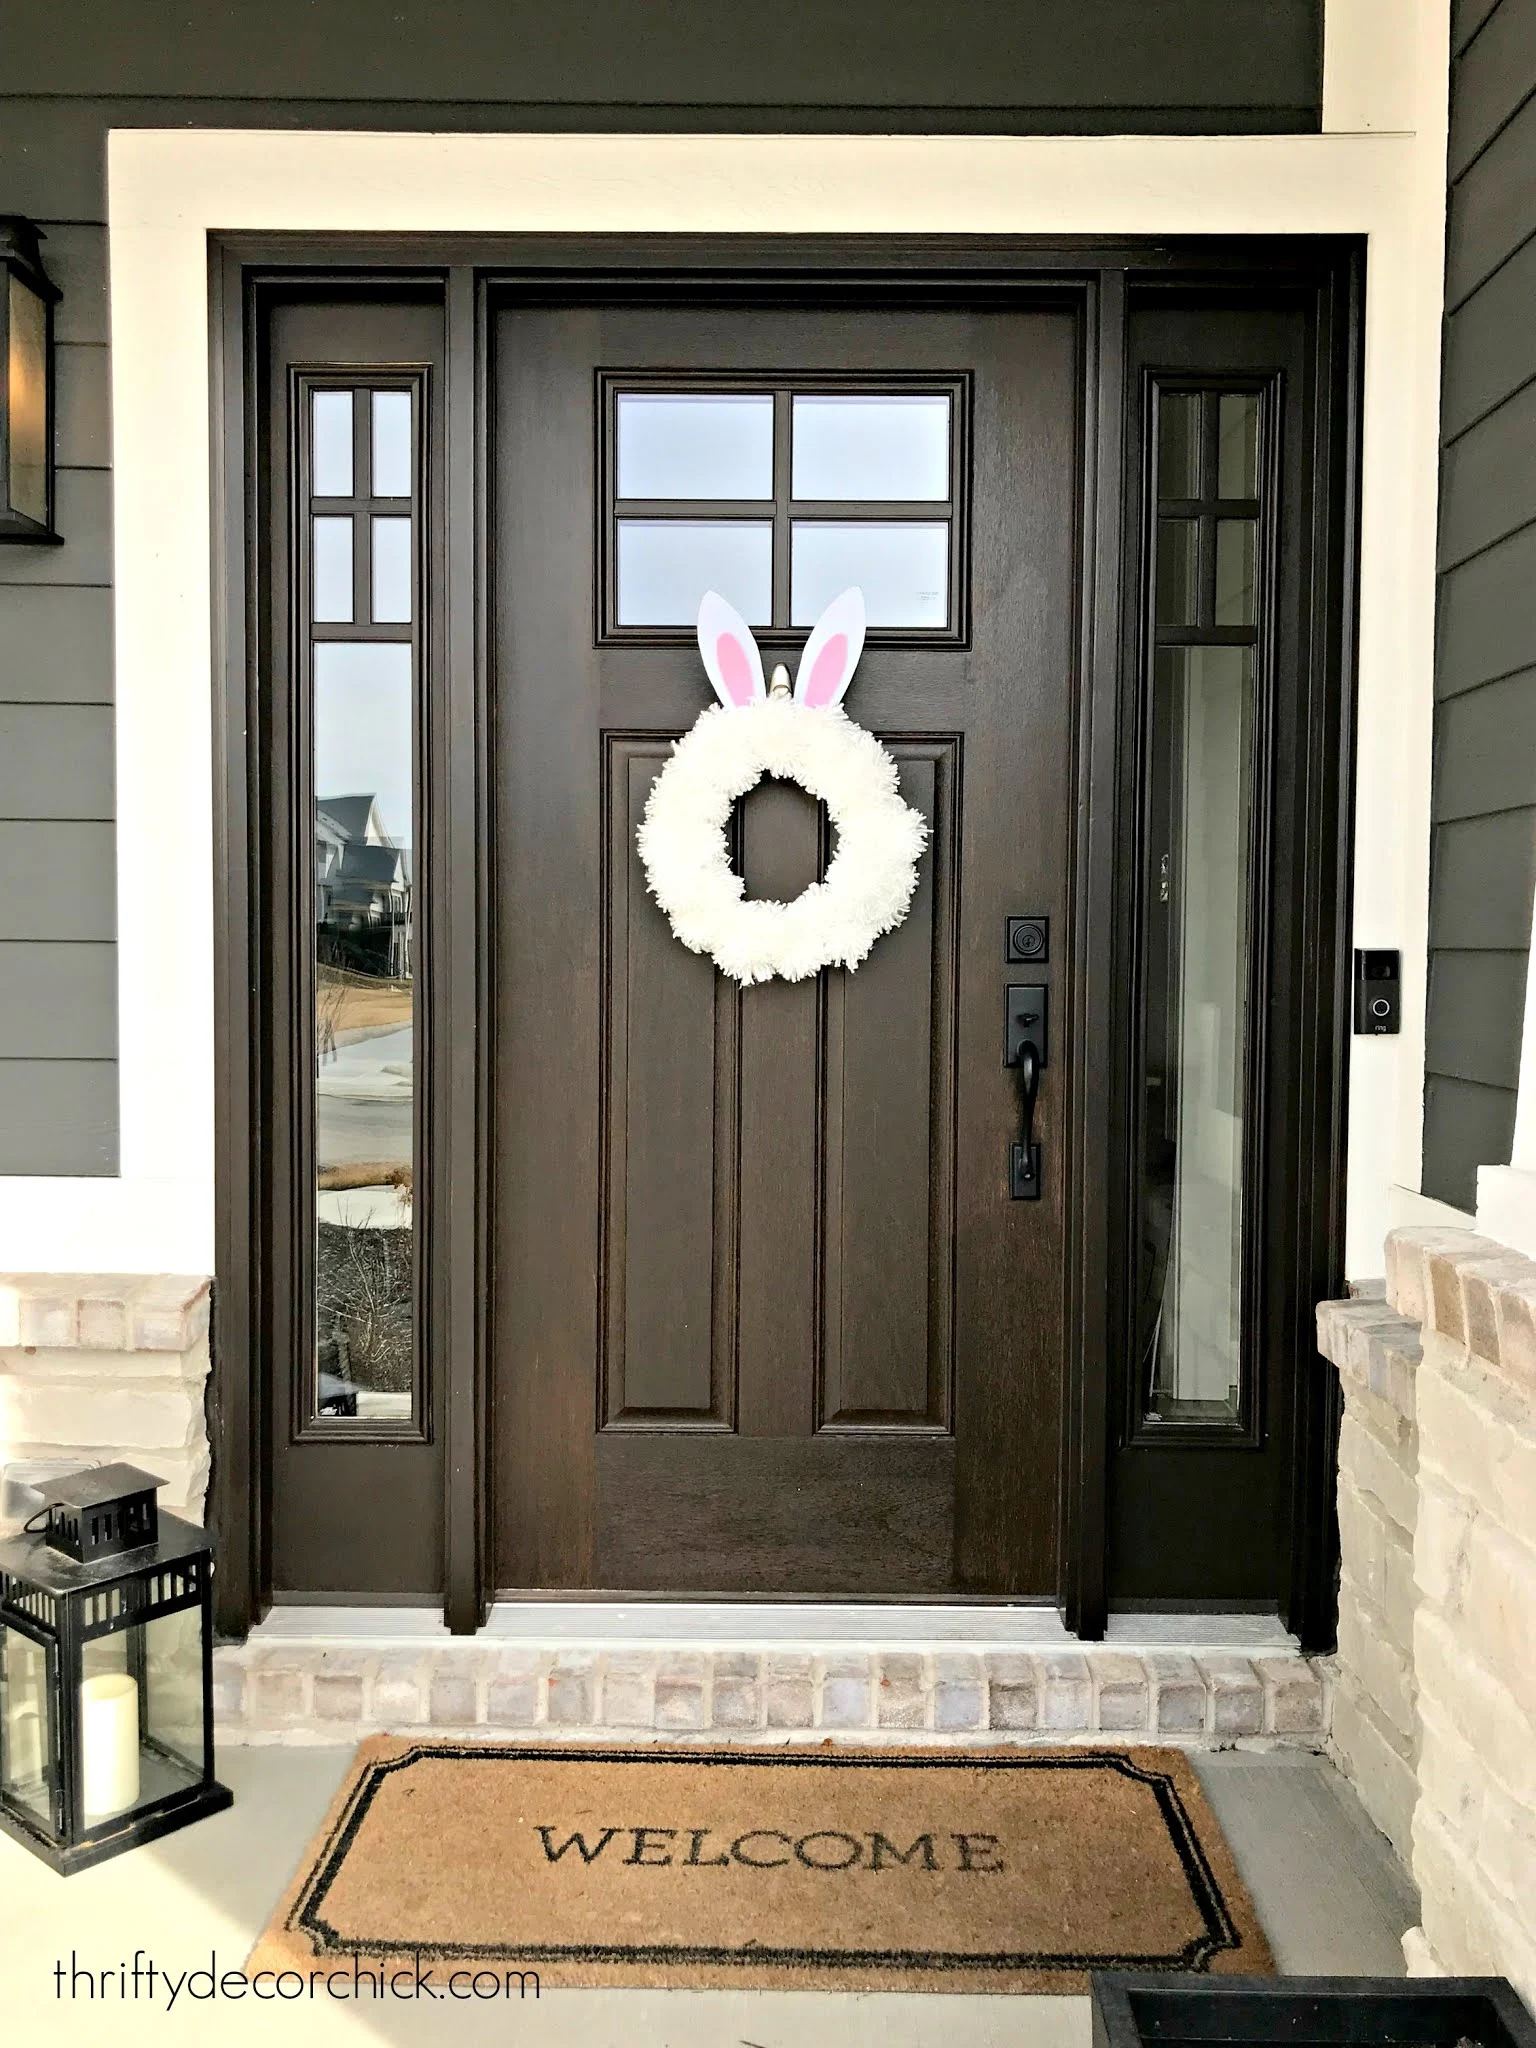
[0,64,1450,1278]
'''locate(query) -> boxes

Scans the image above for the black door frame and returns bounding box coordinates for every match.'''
[209,232,1362,1645]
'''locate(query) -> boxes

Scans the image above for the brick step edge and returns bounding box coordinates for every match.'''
[215,1644,1332,1746]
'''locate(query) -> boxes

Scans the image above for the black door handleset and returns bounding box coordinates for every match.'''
[1005,980,1048,1201]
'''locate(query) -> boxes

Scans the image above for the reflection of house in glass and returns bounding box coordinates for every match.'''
[315,793,413,982]
[314,788,415,1417]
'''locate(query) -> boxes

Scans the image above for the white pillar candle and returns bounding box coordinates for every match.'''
[7,1702,43,1787]
[80,1672,140,1820]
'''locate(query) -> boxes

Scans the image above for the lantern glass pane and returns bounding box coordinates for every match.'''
[77,1605,202,1830]
[1,1623,54,1829]
[8,274,49,527]
[142,1604,204,1779]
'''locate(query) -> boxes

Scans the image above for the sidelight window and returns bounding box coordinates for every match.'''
[298,377,424,1433]
[1133,379,1273,1436]
[603,375,967,638]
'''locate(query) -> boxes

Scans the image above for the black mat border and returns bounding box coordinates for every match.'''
[286,1744,1250,1973]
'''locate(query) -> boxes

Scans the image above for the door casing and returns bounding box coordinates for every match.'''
[210,233,1362,1646]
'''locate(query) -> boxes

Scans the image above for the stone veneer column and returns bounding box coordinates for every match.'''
[1316,1285,1422,1863]
[0,1275,213,1521]
[1325,1228,1536,2000]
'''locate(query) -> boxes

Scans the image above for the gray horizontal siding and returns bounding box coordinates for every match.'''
[1433,668,1536,820]
[0,945,116,1059]
[1441,235,1536,438]
[0,824,116,941]
[0,1061,117,1175]
[1423,1074,1519,1212]
[0,3,1321,122]
[0,588,112,703]
[1428,811,1536,953]
[0,201,116,1170]
[1448,0,1536,177]
[1426,0,1536,1212]
[55,345,111,471]
[44,225,109,345]
[0,469,113,586]
[1445,84,1536,307]
[1426,950,1531,1089]
[1455,0,1505,57]
[1436,522,1536,696]
[1439,374,1536,569]
[0,706,113,820]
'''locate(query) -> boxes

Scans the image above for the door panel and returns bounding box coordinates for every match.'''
[491,302,1080,1597]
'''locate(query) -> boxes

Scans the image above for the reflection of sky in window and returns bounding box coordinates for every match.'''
[313,642,413,848]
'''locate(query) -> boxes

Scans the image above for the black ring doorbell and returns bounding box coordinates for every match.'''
[1354,949,1401,1035]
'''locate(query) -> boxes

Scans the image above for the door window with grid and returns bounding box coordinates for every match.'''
[602,377,967,638]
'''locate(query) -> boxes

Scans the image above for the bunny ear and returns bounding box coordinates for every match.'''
[793,587,867,709]
[697,591,765,709]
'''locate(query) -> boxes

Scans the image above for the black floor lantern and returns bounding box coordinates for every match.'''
[0,1465,232,1874]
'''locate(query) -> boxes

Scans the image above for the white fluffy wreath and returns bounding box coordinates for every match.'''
[637,697,929,985]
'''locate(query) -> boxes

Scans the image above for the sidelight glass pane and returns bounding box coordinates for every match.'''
[1155,518,1199,628]
[371,390,412,499]
[1139,646,1254,1427]
[1214,519,1256,627]
[791,393,951,502]
[312,516,354,623]
[791,520,948,627]
[371,516,413,624]
[616,393,774,501]
[1218,392,1260,499]
[616,519,772,626]
[1157,391,1203,502]
[311,390,353,498]
[313,640,415,1423]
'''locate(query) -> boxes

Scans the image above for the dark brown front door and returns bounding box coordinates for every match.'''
[490,302,1080,1596]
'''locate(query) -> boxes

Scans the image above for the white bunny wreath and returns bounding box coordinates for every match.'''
[636,587,929,985]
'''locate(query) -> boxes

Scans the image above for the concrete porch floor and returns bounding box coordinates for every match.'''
[0,1746,1417,2046]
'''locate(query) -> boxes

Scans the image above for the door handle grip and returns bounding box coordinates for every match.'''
[1011,1038,1042,1200]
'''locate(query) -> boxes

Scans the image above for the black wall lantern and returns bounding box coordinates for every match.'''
[0,215,61,545]
[0,1465,231,1873]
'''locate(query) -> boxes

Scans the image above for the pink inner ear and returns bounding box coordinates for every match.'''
[716,633,756,707]
[803,632,849,709]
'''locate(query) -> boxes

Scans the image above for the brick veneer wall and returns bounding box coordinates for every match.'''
[1321,1228,1536,2000]
[0,1275,212,1522]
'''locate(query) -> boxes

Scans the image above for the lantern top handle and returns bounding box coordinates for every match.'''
[0,216,61,302]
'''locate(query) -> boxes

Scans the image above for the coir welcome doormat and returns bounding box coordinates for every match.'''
[248,1739,1273,1993]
